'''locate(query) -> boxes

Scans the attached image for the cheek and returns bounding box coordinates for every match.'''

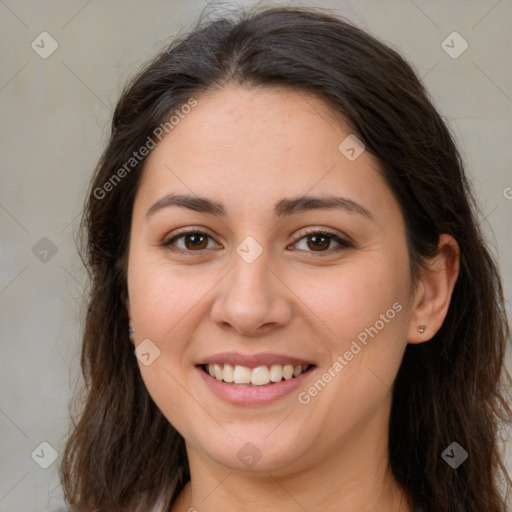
[291,259,409,435]
[127,255,210,433]
[128,252,206,341]
[291,249,410,410]
[297,255,408,345]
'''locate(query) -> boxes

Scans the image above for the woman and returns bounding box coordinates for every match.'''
[59,5,512,512]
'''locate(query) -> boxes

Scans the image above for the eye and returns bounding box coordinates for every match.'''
[163,230,221,254]
[162,228,352,256]
[289,228,352,255]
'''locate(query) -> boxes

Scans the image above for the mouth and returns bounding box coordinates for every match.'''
[199,363,315,386]
[195,352,318,405]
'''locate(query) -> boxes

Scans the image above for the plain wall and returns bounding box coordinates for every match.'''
[1,1,511,510]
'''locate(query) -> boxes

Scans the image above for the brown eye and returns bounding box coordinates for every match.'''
[291,229,352,255]
[182,233,208,250]
[163,230,219,254]
[305,234,331,251]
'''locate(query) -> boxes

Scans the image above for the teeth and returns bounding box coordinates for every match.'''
[251,366,270,385]
[283,365,294,380]
[223,363,234,382]
[214,363,223,380]
[270,365,283,382]
[204,363,310,386]
[233,365,251,384]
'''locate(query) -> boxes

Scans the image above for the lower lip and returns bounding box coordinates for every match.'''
[197,366,316,406]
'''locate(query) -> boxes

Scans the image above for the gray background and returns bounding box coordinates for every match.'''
[1,1,511,510]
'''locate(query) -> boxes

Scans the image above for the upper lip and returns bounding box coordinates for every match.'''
[196,352,315,368]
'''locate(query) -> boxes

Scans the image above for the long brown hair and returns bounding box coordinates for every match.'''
[60,5,512,511]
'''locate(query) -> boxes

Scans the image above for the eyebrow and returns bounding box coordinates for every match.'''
[145,193,373,221]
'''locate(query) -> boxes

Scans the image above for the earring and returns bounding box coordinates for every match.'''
[417,325,426,333]
[128,326,135,336]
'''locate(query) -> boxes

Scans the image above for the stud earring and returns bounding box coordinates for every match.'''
[128,326,135,336]
[417,325,426,333]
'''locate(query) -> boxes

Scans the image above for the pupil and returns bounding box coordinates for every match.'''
[186,234,206,249]
[308,235,329,251]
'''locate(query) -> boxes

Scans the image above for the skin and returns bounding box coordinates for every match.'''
[126,85,459,512]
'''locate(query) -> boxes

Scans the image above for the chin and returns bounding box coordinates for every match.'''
[195,432,310,473]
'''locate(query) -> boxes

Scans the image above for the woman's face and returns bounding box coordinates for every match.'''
[126,85,416,475]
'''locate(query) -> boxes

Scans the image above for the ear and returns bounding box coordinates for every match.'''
[408,234,460,343]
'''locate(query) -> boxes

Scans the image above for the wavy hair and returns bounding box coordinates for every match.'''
[60,5,512,511]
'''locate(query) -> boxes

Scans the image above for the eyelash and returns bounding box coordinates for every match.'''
[162,228,353,257]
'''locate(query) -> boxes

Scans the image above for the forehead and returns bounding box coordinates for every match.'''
[135,85,399,223]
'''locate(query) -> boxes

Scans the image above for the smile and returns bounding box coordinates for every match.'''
[202,363,312,386]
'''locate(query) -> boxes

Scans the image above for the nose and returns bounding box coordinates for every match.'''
[210,248,293,337]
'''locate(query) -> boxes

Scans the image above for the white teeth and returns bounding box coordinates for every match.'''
[270,365,283,382]
[205,363,310,385]
[233,365,251,384]
[214,363,223,380]
[251,366,270,385]
[223,363,234,382]
[283,364,294,380]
